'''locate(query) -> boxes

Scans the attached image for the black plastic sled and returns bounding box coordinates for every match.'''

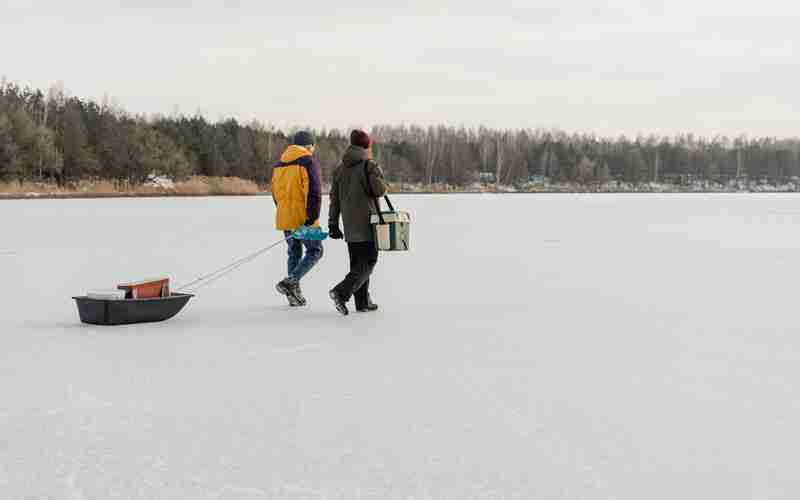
[72,293,194,326]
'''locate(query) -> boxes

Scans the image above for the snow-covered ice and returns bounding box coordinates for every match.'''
[3,194,800,499]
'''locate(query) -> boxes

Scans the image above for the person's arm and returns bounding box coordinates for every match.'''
[367,161,389,198]
[328,166,341,227]
[304,157,322,225]
[270,163,278,207]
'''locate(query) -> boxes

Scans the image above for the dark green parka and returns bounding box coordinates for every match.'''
[328,145,389,242]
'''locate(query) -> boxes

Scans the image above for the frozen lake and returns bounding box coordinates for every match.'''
[3,194,800,499]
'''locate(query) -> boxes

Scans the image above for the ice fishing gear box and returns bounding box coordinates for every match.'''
[370,211,411,251]
[363,161,411,252]
[87,289,126,300]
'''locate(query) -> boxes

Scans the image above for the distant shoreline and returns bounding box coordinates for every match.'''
[1,192,252,201]
[6,174,800,201]
[5,190,800,201]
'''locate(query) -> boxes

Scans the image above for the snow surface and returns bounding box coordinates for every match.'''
[3,194,800,499]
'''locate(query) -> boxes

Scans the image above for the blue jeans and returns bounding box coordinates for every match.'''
[284,231,323,283]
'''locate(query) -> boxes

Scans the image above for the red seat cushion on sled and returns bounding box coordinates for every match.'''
[117,278,169,299]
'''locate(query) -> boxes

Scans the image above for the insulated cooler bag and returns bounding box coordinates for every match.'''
[362,161,412,252]
[370,211,411,251]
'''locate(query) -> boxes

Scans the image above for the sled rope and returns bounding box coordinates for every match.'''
[175,236,291,293]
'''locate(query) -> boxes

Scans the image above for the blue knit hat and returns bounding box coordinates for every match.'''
[293,131,315,147]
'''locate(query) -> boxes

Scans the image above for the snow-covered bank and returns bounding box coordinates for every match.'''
[405,180,800,193]
[4,195,800,499]
[0,176,258,200]
[5,179,800,200]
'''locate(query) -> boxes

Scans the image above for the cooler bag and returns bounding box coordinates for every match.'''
[370,211,411,251]
[362,161,412,252]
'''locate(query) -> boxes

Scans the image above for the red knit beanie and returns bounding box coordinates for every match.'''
[350,129,372,149]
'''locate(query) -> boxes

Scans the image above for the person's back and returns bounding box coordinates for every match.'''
[271,131,323,307]
[330,145,388,243]
[272,143,321,232]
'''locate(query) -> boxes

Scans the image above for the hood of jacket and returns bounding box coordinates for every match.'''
[280,145,313,164]
[341,145,371,167]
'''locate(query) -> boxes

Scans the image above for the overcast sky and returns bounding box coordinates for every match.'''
[2,0,798,137]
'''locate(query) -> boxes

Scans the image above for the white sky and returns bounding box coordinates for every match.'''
[2,0,798,136]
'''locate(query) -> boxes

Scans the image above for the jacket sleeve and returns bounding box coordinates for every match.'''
[302,157,322,223]
[368,161,389,198]
[270,164,278,207]
[328,166,341,227]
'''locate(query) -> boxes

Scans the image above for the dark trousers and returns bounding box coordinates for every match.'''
[333,242,379,308]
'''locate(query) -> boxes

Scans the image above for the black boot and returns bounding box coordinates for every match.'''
[329,289,349,316]
[356,299,379,312]
[293,282,307,306]
[276,279,302,307]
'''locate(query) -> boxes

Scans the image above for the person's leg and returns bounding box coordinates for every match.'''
[284,231,302,277]
[288,239,323,283]
[277,231,304,306]
[353,278,369,309]
[330,243,364,315]
[333,242,370,302]
[353,246,378,310]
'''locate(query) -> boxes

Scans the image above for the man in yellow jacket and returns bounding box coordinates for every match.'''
[271,131,323,306]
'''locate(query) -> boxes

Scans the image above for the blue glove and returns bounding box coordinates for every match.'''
[293,225,328,241]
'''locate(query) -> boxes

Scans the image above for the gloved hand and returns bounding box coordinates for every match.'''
[329,225,344,240]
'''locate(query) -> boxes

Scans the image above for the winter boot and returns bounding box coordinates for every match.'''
[356,301,379,312]
[329,289,349,316]
[293,282,307,306]
[356,294,379,312]
[276,279,302,307]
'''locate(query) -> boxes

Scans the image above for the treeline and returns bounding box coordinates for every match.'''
[2,79,800,187]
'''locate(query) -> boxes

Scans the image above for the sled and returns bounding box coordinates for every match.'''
[72,293,193,326]
[72,231,312,326]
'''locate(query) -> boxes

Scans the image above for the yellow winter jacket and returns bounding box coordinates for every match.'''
[271,145,322,231]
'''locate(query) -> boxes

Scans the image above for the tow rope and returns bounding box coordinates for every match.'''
[174,235,292,293]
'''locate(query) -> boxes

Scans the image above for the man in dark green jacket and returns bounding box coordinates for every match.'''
[328,130,389,316]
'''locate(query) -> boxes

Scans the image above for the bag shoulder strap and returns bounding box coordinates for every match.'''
[362,160,394,224]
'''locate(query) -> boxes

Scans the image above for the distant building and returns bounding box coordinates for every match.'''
[661,173,702,185]
[528,175,547,185]
[479,172,496,184]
